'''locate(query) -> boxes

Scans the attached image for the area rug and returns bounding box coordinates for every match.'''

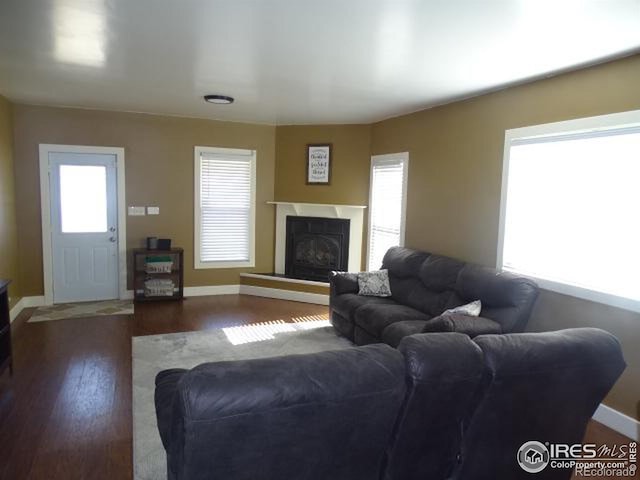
[28,299,134,322]
[132,317,354,480]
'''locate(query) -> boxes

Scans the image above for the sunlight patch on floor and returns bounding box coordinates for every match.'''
[290,314,331,330]
[223,314,331,345]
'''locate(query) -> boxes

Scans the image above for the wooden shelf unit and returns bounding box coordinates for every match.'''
[133,248,184,302]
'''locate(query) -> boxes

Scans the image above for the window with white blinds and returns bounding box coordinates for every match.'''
[194,147,256,269]
[367,153,409,270]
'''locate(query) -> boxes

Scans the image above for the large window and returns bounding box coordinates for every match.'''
[367,153,409,270]
[194,146,256,269]
[499,110,640,312]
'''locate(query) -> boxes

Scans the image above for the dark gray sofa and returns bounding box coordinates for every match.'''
[155,328,625,480]
[330,246,539,346]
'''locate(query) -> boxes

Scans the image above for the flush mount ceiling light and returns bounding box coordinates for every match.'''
[204,94,234,105]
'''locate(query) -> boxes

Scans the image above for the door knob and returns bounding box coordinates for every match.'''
[109,227,116,232]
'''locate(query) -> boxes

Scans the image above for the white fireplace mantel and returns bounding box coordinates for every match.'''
[267,201,367,274]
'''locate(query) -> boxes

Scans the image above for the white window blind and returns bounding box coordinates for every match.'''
[368,154,408,270]
[500,111,640,312]
[195,147,255,268]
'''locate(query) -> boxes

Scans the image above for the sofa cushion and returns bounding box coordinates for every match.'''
[331,293,396,320]
[422,313,502,337]
[382,246,431,278]
[354,325,381,346]
[355,303,430,338]
[388,275,457,317]
[419,254,465,292]
[381,320,428,348]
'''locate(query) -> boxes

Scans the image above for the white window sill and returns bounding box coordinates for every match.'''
[195,260,255,269]
[502,267,640,314]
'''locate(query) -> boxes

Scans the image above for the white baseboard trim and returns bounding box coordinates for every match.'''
[593,403,639,441]
[126,285,325,304]
[239,285,329,305]
[124,285,240,300]
[185,285,241,297]
[23,295,46,307]
[9,295,47,322]
[9,297,25,323]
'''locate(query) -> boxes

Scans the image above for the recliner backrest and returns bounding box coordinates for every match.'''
[452,328,626,480]
[382,248,464,317]
[160,345,406,480]
[383,333,485,480]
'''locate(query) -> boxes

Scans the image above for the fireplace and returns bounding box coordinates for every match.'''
[285,216,350,282]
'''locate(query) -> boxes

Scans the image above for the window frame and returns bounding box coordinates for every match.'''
[497,109,640,313]
[367,152,409,271]
[194,146,257,270]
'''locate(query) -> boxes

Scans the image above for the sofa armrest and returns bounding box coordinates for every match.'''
[155,368,187,452]
[422,313,502,337]
[329,271,359,296]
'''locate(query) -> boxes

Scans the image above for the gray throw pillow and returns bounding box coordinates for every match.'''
[443,299,482,317]
[357,270,392,297]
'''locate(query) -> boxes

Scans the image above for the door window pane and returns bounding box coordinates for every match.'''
[59,165,108,233]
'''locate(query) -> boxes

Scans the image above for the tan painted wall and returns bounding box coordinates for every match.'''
[275,125,371,205]
[0,95,20,308]
[275,124,372,269]
[12,105,276,294]
[371,54,640,420]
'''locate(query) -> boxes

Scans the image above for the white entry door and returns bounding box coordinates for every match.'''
[49,152,119,303]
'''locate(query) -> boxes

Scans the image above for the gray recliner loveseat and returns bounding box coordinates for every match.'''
[329,246,539,346]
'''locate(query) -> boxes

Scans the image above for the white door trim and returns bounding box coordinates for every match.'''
[39,144,127,305]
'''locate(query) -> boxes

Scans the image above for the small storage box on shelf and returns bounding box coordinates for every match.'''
[133,248,184,302]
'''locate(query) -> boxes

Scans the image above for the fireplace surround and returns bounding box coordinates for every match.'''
[285,216,350,281]
[269,201,367,280]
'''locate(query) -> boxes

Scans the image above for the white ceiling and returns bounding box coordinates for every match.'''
[1,0,639,125]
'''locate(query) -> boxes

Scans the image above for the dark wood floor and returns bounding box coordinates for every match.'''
[0,295,327,479]
[0,295,633,479]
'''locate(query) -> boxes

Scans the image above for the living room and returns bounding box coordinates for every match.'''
[0,1,639,479]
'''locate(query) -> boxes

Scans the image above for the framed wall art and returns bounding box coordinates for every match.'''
[306,144,332,185]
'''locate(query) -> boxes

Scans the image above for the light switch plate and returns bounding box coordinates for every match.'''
[128,206,146,216]
[147,206,160,215]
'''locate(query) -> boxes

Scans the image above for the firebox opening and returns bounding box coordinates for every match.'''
[285,216,350,282]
